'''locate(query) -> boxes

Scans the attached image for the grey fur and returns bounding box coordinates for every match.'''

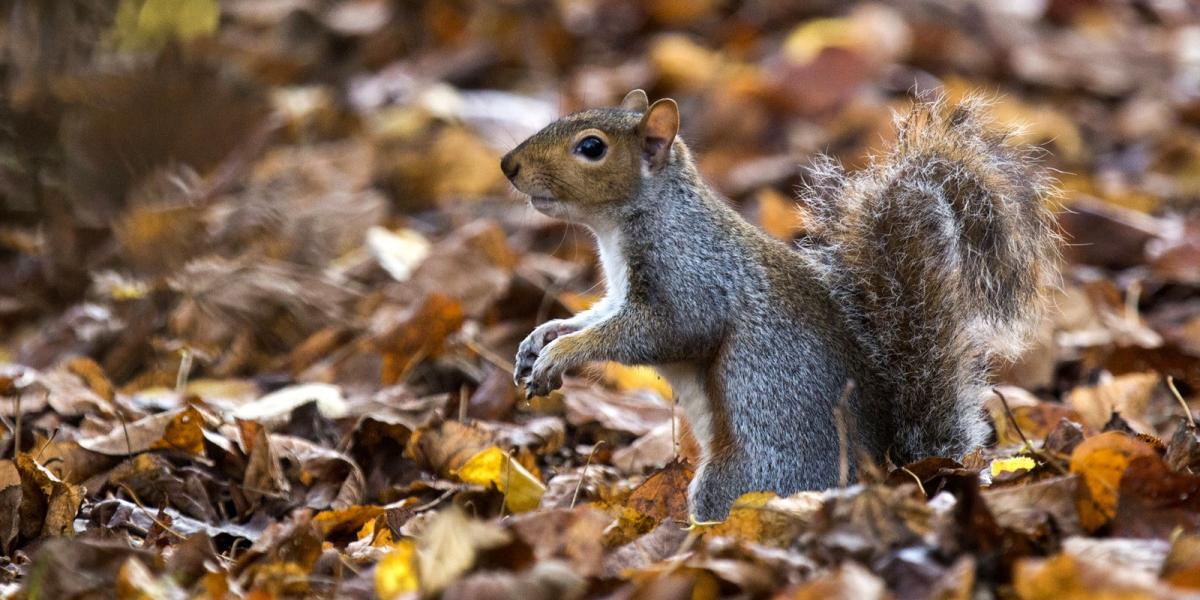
[505,95,1060,521]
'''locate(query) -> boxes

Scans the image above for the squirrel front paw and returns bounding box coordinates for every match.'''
[514,320,578,386]
[524,344,572,399]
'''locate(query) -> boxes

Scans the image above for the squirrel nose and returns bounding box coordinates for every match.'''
[501,155,521,181]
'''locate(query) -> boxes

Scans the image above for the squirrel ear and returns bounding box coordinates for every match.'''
[639,98,679,171]
[620,89,649,112]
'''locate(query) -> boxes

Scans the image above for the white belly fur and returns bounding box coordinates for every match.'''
[655,362,710,459]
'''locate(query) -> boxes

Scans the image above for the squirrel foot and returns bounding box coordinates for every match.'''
[524,342,572,398]
[515,319,578,393]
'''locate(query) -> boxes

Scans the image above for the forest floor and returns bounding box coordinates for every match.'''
[4,1,1200,598]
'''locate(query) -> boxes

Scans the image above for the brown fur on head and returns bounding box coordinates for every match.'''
[500,90,679,224]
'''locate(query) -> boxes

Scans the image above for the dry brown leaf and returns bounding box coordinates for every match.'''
[16,453,83,540]
[1066,372,1160,432]
[78,406,205,457]
[1162,535,1200,589]
[1013,553,1157,600]
[561,380,673,437]
[982,475,1084,537]
[416,506,512,595]
[780,561,887,600]
[625,458,693,524]
[612,419,693,473]
[1112,455,1200,539]
[271,434,365,510]
[406,419,494,479]
[313,505,385,541]
[242,421,290,506]
[508,507,613,578]
[989,396,1085,446]
[702,491,820,547]
[0,460,20,552]
[1068,431,1159,532]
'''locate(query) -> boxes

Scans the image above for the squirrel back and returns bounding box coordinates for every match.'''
[797,96,1060,463]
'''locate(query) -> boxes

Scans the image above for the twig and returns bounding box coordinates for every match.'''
[175,349,193,394]
[412,489,455,512]
[459,385,469,422]
[571,441,605,508]
[1167,376,1195,429]
[117,483,187,541]
[11,391,22,458]
[462,338,515,375]
[835,379,856,488]
[1125,279,1143,324]
[117,406,133,457]
[994,387,1034,450]
[992,388,1068,475]
[399,347,430,385]
[35,428,59,461]
[900,466,927,497]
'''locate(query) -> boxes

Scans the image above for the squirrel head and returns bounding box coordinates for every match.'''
[500,90,680,221]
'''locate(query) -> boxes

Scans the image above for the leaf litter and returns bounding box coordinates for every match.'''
[4,0,1200,598]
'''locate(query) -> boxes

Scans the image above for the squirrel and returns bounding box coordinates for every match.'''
[500,90,1060,521]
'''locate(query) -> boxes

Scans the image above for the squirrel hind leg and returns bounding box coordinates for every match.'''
[687,456,755,522]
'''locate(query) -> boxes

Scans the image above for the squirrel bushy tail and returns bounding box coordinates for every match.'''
[798,96,1061,464]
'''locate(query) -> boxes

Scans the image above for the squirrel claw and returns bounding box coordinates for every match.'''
[514,320,578,390]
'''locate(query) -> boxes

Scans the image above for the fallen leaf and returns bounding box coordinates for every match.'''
[1069,431,1159,531]
[376,538,419,599]
[508,507,613,577]
[991,456,1037,477]
[368,226,431,282]
[780,561,887,600]
[703,491,820,547]
[231,383,348,424]
[561,380,673,437]
[455,446,546,513]
[0,461,20,552]
[242,422,290,506]
[16,453,83,539]
[111,0,220,50]
[1013,552,1158,600]
[78,406,206,457]
[1162,535,1200,589]
[982,475,1084,537]
[625,458,693,523]
[115,556,185,599]
[1112,455,1200,539]
[416,506,511,595]
[1066,372,1160,432]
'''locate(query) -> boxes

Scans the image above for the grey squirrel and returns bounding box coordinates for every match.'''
[500,90,1060,521]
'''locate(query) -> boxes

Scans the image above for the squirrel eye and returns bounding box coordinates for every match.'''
[573,136,607,160]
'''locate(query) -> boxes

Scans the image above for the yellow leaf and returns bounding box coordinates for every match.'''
[783,17,863,64]
[990,456,1037,477]
[603,363,674,401]
[112,0,220,51]
[375,539,418,599]
[456,446,546,513]
[703,491,815,546]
